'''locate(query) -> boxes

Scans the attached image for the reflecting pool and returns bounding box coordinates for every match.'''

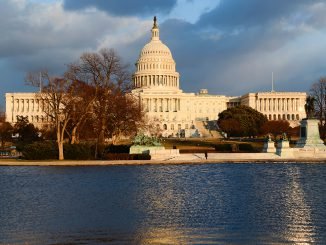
[1,163,326,244]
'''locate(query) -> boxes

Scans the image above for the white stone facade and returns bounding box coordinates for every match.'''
[5,93,47,127]
[240,92,306,122]
[5,17,307,136]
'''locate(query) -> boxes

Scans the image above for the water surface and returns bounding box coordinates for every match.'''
[0,163,326,244]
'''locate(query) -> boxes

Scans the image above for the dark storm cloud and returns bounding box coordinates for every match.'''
[63,0,177,16]
[155,1,326,95]
[198,0,317,30]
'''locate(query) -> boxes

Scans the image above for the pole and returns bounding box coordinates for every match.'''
[271,72,274,92]
[39,72,42,93]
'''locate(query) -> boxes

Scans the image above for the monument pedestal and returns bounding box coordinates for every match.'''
[296,119,326,149]
[262,141,276,153]
[277,140,294,157]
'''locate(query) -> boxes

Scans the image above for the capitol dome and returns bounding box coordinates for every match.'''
[133,17,180,90]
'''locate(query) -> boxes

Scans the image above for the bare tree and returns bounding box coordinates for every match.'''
[64,80,95,144]
[66,48,144,157]
[310,77,326,125]
[26,72,75,160]
[309,77,326,139]
[0,109,5,122]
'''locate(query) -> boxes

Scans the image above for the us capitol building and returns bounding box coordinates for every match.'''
[5,17,307,137]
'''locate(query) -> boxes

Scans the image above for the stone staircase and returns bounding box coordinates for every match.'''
[194,120,223,139]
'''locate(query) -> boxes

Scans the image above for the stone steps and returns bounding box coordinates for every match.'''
[194,121,223,138]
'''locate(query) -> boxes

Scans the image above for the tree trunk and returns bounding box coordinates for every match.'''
[71,126,77,144]
[58,141,64,160]
[97,130,105,159]
[57,127,64,160]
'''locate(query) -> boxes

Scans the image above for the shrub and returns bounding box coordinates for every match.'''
[105,144,131,153]
[64,144,94,160]
[22,141,58,160]
[214,144,232,152]
[238,143,255,152]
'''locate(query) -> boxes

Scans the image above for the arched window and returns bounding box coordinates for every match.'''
[163,124,167,130]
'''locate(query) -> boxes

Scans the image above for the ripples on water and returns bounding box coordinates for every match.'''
[0,163,326,244]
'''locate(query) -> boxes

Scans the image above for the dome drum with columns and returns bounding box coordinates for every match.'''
[133,17,180,91]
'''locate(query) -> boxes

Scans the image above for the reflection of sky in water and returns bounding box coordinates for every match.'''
[0,164,325,244]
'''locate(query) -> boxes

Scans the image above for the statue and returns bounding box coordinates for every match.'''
[305,96,315,119]
[132,133,162,146]
[153,16,158,28]
[281,132,288,141]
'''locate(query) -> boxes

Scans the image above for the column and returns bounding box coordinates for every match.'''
[273,99,276,112]
[146,99,149,112]
[149,99,152,112]
[174,98,177,111]
[154,99,157,112]
[170,98,172,111]
[160,98,163,112]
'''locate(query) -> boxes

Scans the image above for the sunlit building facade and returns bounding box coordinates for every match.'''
[131,18,306,136]
[5,17,307,136]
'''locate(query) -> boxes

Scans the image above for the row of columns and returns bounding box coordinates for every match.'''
[266,114,300,121]
[137,63,174,71]
[11,98,43,113]
[144,98,181,112]
[134,75,179,88]
[257,98,300,112]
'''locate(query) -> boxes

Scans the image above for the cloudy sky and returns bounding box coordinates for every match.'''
[1,0,326,108]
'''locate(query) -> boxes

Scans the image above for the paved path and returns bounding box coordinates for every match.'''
[0,153,325,166]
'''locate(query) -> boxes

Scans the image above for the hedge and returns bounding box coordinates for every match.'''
[22,141,58,160]
[238,143,255,152]
[214,144,233,152]
[104,144,131,153]
[22,142,94,160]
[102,153,151,160]
[63,144,94,160]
